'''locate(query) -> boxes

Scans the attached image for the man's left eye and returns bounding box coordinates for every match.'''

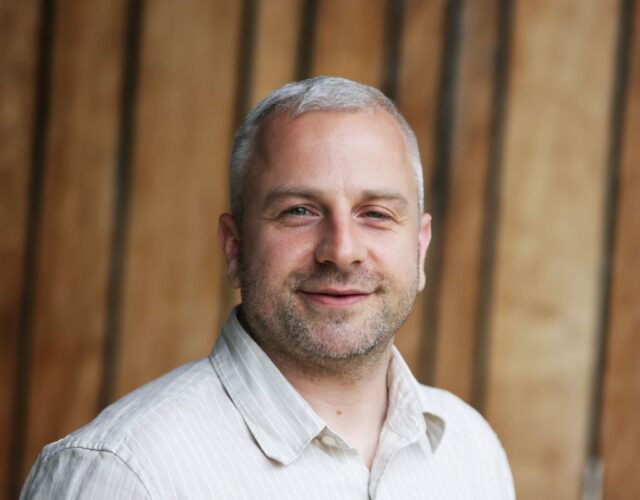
[363,210,388,220]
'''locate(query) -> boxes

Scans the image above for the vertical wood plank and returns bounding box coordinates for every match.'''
[602,3,640,498]
[250,0,302,106]
[311,0,387,86]
[21,0,128,481]
[222,0,303,313]
[0,0,40,493]
[394,0,446,375]
[116,0,243,396]
[485,1,618,498]
[433,0,499,401]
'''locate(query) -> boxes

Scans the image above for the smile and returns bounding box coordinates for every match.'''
[298,289,372,307]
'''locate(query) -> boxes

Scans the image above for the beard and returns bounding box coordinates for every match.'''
[237,245,419,375]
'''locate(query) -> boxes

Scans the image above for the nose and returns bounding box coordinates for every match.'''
[314,213,367,270]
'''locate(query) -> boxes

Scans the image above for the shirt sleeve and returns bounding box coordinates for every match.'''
[494,440,516,500]
[20,447,151,500]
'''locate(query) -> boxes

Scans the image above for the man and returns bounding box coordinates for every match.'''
[22,77,515,499]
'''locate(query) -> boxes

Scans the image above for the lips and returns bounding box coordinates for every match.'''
[298,288,373,307]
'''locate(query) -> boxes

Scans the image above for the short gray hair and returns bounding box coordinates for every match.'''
[229,76,424,221]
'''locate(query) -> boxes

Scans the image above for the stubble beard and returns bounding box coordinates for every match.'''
[237,245,419,378]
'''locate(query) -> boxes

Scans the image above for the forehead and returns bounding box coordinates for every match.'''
[249,110,415,199]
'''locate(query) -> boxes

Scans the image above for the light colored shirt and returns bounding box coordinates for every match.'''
[22,310,515,499]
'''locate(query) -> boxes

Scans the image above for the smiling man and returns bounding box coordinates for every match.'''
[22,77,515,499]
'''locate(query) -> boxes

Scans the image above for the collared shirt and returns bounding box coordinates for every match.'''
[22,310,515,499]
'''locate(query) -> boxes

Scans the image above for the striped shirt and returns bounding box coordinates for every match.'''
[22,310,515,499]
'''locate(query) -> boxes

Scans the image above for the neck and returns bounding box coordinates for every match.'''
[278,347,392,470]
[237,308,393,469]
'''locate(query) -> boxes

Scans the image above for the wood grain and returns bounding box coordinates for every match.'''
[393,0,446,376]
[311,0,386,86]
[217,0,305,314]
[250,0,302,106]
[484,1,618,498]
[115,0,242,396]
[2,2,636,497]
[308,0,438,372]
[21,0,127,480]
[601,5,640,499]
[0,0,40,493]
[433,0,498,401]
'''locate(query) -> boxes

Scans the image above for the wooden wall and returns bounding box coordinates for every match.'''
[1,0,638,498]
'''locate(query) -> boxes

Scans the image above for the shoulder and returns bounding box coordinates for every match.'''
[415,385,515,498]
[416,384,503,451]
[417,385,490,427]
[57,357,218,448]
[29,357,226,489]
[21,446,151,499]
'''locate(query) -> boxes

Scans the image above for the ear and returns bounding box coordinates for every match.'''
[217,213,242,289]
[417,213,432,291]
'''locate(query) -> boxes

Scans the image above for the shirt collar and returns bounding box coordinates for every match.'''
[210,309,325,464]
[386,346,446,452]
[210,308,446,463]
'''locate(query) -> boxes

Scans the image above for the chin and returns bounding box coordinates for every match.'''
[299,324,391,361]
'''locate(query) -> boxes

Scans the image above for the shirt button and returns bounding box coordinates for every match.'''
[320,435,337,447]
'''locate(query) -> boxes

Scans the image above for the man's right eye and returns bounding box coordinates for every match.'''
[283,206,312,217]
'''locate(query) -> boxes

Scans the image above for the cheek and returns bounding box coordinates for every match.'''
[369,233,421,289]
[246,228,317,275]
[370,231,418,264]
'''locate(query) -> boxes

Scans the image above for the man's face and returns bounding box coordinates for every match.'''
[219,110,431,370]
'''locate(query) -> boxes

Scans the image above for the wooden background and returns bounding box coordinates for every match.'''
[1,0,638,498]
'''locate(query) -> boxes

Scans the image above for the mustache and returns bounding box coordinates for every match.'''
[287,266,386,291]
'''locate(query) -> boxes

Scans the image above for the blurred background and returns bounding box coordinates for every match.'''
[1,0,638,498]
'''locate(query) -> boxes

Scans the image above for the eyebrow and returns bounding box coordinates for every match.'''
[262,187,322,209]
[262,186,410,211]
[359,189,410,210]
